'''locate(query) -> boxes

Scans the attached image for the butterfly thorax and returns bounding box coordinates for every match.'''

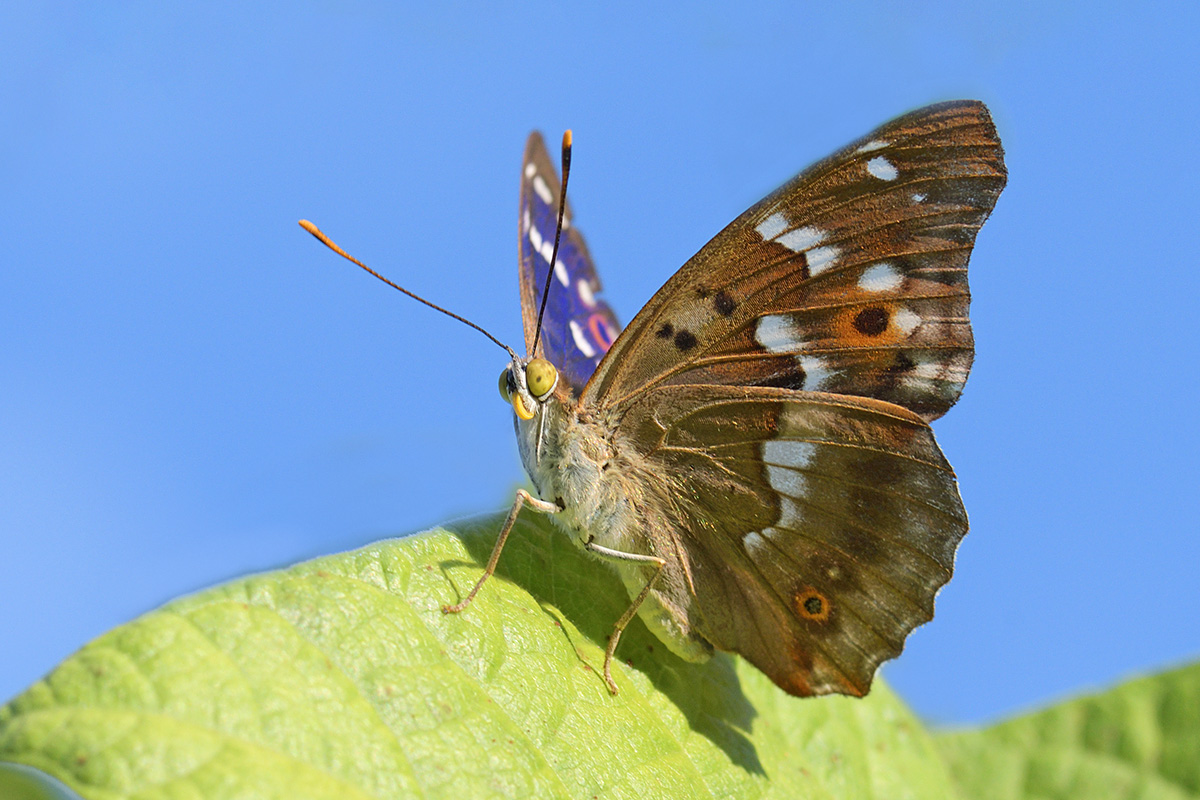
[513,387,715,663]
[513,390,622,549]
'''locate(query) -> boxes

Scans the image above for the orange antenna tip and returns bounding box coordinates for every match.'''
[298,218,515,357]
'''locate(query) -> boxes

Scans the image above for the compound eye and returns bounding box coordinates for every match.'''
[498,367,513,402]
[525,358,557,398]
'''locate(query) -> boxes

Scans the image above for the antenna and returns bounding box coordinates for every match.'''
[531,129,572,356]
[298,220,515,358]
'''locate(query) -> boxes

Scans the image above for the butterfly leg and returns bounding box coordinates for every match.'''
[584,539,666,695]
[442,488,560,614]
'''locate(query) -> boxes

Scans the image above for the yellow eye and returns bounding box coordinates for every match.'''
[526,358,557,398]
[498,367,512,402]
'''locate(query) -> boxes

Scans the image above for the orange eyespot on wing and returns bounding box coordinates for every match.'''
[794,587,832,622]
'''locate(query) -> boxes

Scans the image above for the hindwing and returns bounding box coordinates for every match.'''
[622,384,967,696]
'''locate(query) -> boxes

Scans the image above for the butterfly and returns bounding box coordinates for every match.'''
[310,100,1006,698]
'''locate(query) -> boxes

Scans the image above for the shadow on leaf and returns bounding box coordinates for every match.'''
[444,513,765,775]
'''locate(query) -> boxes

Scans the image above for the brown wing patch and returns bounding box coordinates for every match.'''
[585,101,1004,421]
[625,385,967,698]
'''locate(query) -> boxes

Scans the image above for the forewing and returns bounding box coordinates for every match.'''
[519,132,621,393]
[585,101,1006,420]
[623,384,967,697]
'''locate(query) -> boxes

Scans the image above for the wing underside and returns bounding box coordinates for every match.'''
[623,384,967,696]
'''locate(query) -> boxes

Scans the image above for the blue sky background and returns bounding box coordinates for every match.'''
[2,3,1197,726]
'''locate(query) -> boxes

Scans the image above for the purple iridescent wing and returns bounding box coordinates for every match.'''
[519,132,620,395]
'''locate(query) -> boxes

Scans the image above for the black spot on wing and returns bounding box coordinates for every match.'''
[674,329,698,351]
[756,365,807,390]
[714,290,737,317]
[887,352,916,375]
[853,307,889,336]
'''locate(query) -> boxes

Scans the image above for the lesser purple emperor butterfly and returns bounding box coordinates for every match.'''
[311,100,1006,697]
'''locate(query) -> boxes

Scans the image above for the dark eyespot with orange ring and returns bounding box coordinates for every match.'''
[794,587,831,622]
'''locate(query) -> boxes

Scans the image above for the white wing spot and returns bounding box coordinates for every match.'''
[529,224,566,283]
[805,245,840,275]
[524,163,536,178]
[856,139,888,153]
[531,226,568,285]
[755,314,805,353]
[568,320,597,357]
[893,307,921,334]
[777,497,803,528]
[867,156,899,181]
[764,439,817,471]
[766,464,808,499]
[577,279,596,308]
[912,192,927,203]
[743,531,767,556]
[777,226,826,253]
[532,174,554,204]
[755,211,789,241]
[799,355,833,389]
[858,262,904,292]
[913,361,942,379]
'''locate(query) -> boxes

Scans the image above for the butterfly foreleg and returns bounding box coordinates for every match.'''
[584,539,667,694]
[442,488,560,614]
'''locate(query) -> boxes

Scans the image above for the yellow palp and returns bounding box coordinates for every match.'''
[511,392,535,420]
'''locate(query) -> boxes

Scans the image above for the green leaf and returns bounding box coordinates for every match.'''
[1,514,957,799]
[937,662,1200,800]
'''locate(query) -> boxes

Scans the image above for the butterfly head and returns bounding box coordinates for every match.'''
[498,356,559,420]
